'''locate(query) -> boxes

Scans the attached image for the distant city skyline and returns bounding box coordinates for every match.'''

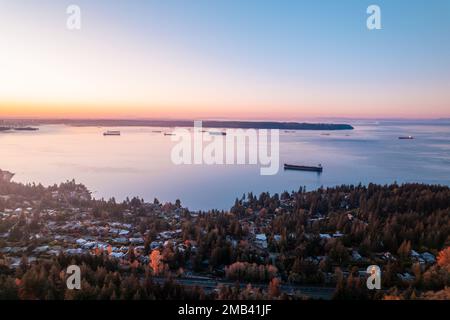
[1,0,449,120]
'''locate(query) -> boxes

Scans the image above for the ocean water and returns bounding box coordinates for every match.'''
[1,121,450,210]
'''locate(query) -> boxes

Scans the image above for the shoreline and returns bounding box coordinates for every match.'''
[0,176,448,301]
[3,171,450,212]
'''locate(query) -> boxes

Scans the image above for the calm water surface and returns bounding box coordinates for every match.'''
[1,121,450,210]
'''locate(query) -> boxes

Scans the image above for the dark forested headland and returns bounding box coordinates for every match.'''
[0,177,448,300]
[1,119,354,131]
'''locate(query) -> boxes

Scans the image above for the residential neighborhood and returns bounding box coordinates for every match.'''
[0,178,449,300]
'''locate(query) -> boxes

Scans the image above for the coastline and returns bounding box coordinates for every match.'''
[0,119,354,131]
[0,175,448,300]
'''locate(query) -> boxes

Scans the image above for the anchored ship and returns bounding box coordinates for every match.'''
[13,127,39,131]
[284,163,323,172]
[209,131,227,136]
[103,130,121,136]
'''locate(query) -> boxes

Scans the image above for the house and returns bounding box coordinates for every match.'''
[66,248,84,255]
[118,229,130,236]
[33,245,49,254]
[255,234,268,249]
[159,231,176,240]
[0,247,12,254]
[134,246,145,253]
[96,243,109,250]
[129,237,144,245]
[110,252,125,259]
[76,238,87,246]
[411,250,420,258]
[139,255,150,264]
[382,252,396,261]
[164,240,175,247]
[397,273,415,282]
[352,250,363,262]
[150,241,162,250]
[113,237,128,244]
[47,249,61,256]
[10,247,26,254]
[10,258,22,269]
[333,231,344,238]
[82,241,97,249]
[421,252,436,264]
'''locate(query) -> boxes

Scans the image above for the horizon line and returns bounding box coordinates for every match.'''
[1,116,450,124]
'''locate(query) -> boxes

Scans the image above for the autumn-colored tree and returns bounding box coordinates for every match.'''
[131,260,139,269]
[149,249,163,275]
[225,262,278,282]
[421,287,450,300]
[268,278,281,298]
[383,294,402,300]
[437,247,450,272]
[397,240,411,258]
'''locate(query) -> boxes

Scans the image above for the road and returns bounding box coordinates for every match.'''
[152,277,335,300]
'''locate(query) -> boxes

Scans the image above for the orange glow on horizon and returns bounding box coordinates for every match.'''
[1,2,449,122]
[1,100,449,121]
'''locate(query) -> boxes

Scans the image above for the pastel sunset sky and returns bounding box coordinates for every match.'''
[0,0,449,120]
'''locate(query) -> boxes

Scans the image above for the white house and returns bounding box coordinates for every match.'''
[255,234,268,249]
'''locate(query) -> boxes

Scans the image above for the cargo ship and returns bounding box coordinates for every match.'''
[284,163,323,172]
[209,131,227,136]
[398,136,414,140]
[14,127,39,131]
[103,130,121,136]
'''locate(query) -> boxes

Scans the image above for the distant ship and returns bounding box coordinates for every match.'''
[164,133,175,136]
[398,136,414,140]
[103,130,121,136]
[284,163,323,172]
[14,127,39,131]
[209,131,227,136]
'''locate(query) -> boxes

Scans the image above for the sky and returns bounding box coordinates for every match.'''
[0,0,449,120]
